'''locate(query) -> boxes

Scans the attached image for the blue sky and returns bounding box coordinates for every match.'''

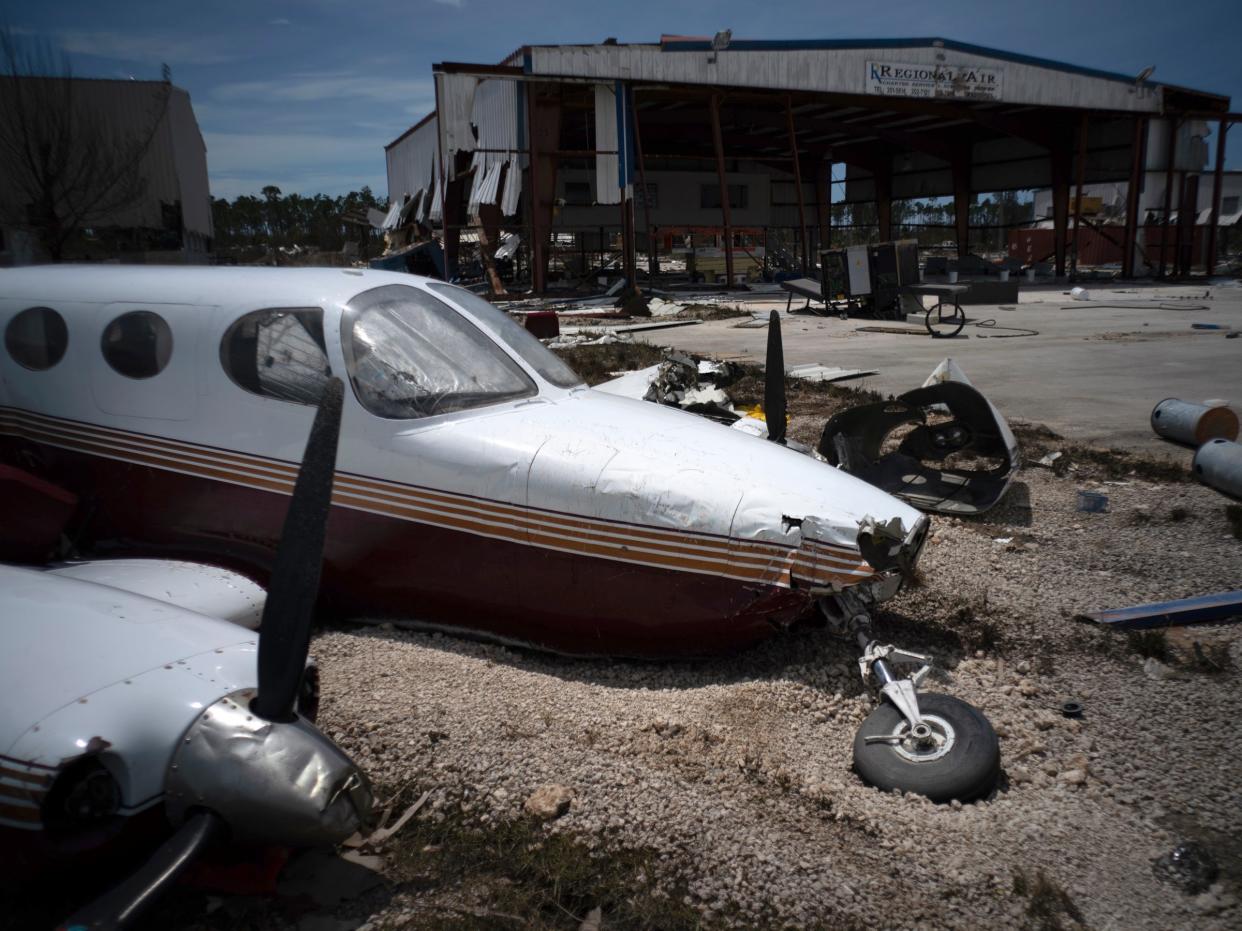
[5,1,1240,201]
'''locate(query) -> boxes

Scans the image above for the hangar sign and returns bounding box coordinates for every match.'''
[865,61,1003,101]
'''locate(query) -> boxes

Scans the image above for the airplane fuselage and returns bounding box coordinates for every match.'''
[0,267,926,655]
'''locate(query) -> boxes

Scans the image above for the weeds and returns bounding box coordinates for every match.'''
[1225,504,1242,540]
[1012,869,1087,930]
[1127,629,1172,662]
[387,809,704,930]
[550,342,665,385]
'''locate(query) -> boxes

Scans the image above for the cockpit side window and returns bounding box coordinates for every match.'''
[220,308,332,406]
[341,284,536,420]
[427,283,584,389]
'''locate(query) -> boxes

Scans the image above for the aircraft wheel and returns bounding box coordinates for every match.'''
[853,692,999,803]
[925,300,966,338]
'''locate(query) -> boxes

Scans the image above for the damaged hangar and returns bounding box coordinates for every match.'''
[384,36,1235,290]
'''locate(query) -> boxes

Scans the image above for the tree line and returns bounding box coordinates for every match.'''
[210,186,388,253]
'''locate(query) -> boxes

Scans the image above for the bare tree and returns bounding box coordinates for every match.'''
[0,27,170,261]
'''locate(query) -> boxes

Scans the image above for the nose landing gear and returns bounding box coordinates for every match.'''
[821,592,1000,803]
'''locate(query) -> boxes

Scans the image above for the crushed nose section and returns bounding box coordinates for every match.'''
[856,513,929,579]
[818,359,1019,515]
[165,690,374,848]
[791,512,927,597]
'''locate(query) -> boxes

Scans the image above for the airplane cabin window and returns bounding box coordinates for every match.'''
[221,309,332,405]
[342,284,536,419]
[101,311,173,379]
[5,306,68,371]
[426,282,584,388]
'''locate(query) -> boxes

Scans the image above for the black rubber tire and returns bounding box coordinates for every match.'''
[853,692,1000,803]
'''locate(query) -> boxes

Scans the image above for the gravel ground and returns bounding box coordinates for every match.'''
[289,463,1242,930]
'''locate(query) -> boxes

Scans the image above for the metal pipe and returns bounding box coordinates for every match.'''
[1193,439,1242,499]
[1152,398,1240,446]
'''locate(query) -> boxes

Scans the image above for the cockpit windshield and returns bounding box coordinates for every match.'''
[341,285,536,419]
[427,283,584,389]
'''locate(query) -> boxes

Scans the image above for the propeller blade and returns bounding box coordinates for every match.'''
[252,377,344,723]
[58,810,225,930]
[765,310,787,444]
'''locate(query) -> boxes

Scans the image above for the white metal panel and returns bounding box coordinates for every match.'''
[167,88,213,238]
[386,116,439,211]
[436,73,478,177]
[0,80,212,238]
[595,84,620,205]
[47,559,266,629]
[528,44,1163,113]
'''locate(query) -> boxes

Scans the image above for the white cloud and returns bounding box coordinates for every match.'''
[212,71,434,109]
[204,131,388,198]
[55,29,236,66]
[270,18,293,26]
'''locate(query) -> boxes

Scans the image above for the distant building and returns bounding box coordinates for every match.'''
[0,78,212,266]
[385,36,1233,289]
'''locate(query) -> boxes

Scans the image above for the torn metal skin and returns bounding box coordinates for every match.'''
[818,367,1020,516]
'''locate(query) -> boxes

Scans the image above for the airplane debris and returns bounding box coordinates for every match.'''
[1076,491,1110,513]
[1151,398,1239,446]
[1192,438,1242,499]
[1083,590,1242,630]
[818,359,1020,515]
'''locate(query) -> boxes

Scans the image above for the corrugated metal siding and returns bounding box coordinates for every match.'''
[528,45,1162,113]
[594,84,620,204]
[0,79,212,238]
[386,115,439,215]
[437,73,478,175]
[168,88,212,238]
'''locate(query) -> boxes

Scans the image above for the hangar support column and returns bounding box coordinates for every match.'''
[1206,119,1229,276]
[526,84,562,294]
[875,161,893,243]
[1051,146,1072,278]
[709,94,735,284]
[952,154,970,259]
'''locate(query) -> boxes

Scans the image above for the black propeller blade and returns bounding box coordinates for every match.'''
[765,310,787,444]
[58,810,226,930]
[252,377,344,722]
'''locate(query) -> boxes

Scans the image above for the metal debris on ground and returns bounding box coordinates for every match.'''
[1151,399,1240,446]
[1083,590,1242,630]
[818,358,1020,515]
[1076,490,1110,513]
[1152,842,1219,895]
[785,363,877,384]
[1193,439,1242,499]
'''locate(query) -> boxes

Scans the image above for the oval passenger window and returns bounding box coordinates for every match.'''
[5,306,69,371]
[101,311,173,379]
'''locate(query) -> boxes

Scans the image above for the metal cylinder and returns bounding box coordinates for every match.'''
[1193,439,1242,499]
[1151,398,1239,446]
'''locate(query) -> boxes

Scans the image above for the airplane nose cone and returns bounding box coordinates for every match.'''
[166,689,374,847]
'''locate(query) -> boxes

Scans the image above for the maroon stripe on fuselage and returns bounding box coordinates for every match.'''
[7,439,812,656]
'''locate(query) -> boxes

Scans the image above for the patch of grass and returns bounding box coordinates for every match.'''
[1010,422,1190,483]
[1012,869,1087,930]
[387,809,705,930]
[551,342,666,385]
[1127,629,1171,662]
[678,303,752,321]
[1225,504,1242,540]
